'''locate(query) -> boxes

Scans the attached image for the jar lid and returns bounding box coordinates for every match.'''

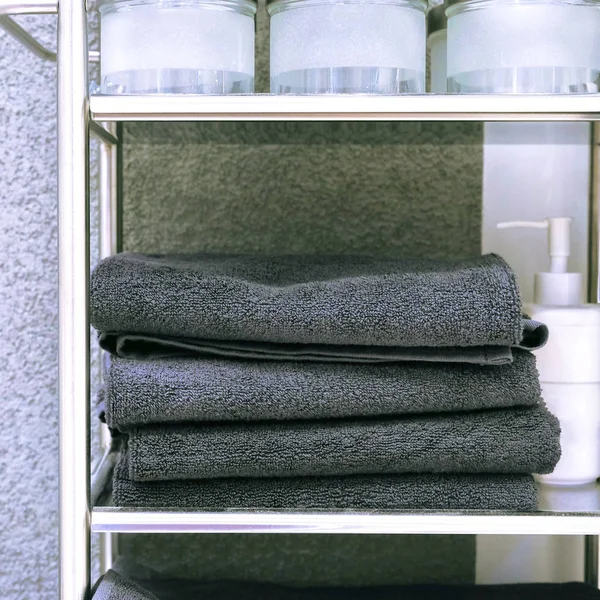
[427,3,447,35]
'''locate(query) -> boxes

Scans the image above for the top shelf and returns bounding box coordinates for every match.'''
[90,94,600,122]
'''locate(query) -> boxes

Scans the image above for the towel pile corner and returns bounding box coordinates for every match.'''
[91,252,560,511]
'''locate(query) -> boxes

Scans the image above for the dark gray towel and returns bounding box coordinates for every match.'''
[113,450,539,510]
[90,253,533,352]
[132,580,600,600]
[91,570,159,600]
[102,562,600,600]
[126,405,560,481]
[105,350,541,429]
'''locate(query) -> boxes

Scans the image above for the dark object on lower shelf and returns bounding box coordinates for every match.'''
[91,569,159,600]
[113,452,539,511]
[91,569,600,600]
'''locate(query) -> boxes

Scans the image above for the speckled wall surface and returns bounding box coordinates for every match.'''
[0,15,101,597]
[123,121,482,260]
[120,535,475,585]
[120,1,483,581]
[0,17,59,598]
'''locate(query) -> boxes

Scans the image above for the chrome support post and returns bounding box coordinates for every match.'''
[98,119,119,572]
[584,123,600,589]
[58,0,90,596]
[585,536,599,588]
[589,122,600,304]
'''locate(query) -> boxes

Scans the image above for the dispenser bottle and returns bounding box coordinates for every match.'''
[498,217,600,486]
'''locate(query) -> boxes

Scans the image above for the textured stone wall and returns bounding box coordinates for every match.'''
[0,16,59,598]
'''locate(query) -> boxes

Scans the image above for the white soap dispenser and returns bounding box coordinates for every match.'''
[498,217,600,486]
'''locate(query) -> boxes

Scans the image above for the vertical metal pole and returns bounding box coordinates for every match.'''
[584,124,600,588]
[58,0,90,595]
[99,122,118,260]
[589,122,600,304]
[585,536,600,587]
[98,120,119,572]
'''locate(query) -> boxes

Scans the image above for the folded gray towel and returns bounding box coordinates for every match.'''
[126,405,560,481]
[113,450,539,510]
[106,350,541,429]
[91,570,159,600]
[90,253,539,357]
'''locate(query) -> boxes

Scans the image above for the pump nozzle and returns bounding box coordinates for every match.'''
[497,217,581,306]
[497,218,572,274]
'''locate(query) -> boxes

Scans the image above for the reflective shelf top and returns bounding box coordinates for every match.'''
[90,94,600,123]
[92,483,600,535]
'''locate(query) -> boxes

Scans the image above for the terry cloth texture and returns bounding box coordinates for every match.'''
[91,570,159,600]
[113,450,539,511]
[105,350,541,428]
[126,404,560,481]
[90,253,538,352]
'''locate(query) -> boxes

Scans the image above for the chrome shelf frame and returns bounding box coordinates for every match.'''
[91,508,600,536]
[90,94,600,123]
[0,0,57,61]
[0,0,98,62]
[89,477,600,536]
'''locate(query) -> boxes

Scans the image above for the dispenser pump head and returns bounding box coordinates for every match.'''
[497,217,583,306]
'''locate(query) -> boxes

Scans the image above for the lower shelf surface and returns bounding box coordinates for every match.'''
[92,483,600,535]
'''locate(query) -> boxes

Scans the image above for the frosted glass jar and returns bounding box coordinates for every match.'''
[447,0,600,93]
[427,4,447,92]
[268,0,427,94]
[98,0,257,94]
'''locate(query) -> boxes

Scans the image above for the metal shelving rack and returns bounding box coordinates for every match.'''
[3,0,600,598]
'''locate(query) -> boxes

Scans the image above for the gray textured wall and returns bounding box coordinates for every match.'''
[1,16,59,598]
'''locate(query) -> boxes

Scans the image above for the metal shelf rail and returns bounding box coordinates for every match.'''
[2,0,600,598]
[90,93,600,122]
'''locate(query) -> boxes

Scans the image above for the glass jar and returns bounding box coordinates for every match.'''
[267,0,427,94]
[427,4,447,92]
[447,0,600,93]
[98,0,257,94]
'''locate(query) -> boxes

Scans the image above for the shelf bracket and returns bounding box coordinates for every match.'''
[0,15,56,60]
[0,1,99,62]
[0,0,57,60]
[90,120,119,146]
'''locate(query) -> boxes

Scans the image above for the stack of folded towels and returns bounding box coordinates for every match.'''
[90,253,561,511]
